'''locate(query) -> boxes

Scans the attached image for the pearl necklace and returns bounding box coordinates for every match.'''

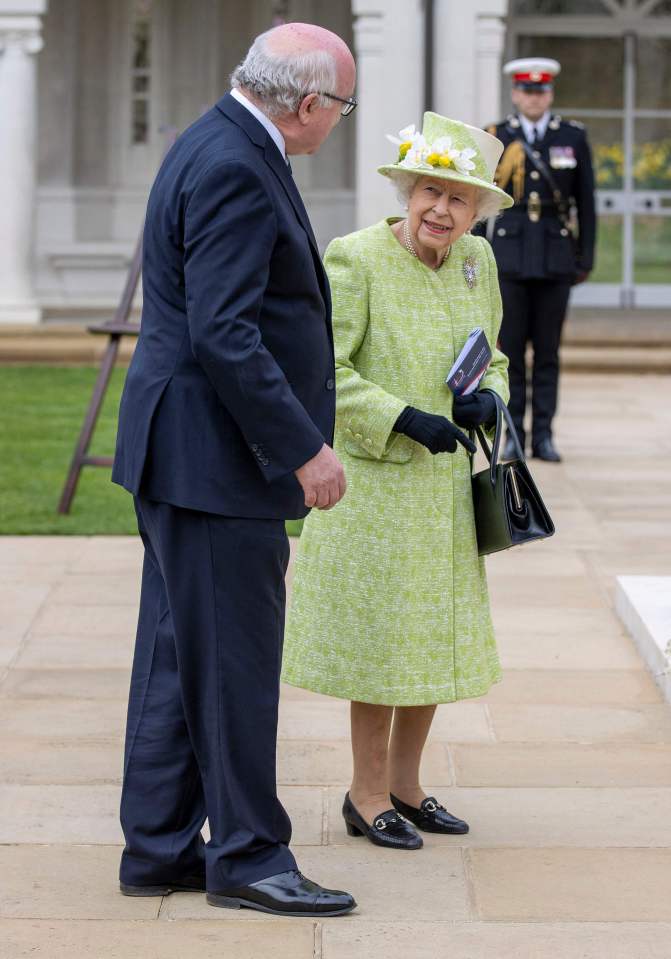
[402,218,451,268]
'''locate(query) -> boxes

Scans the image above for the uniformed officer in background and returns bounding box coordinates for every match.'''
[474,58,596,462]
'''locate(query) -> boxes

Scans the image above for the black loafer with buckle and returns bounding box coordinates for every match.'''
[390,794,469,834]
[342,792,423,850]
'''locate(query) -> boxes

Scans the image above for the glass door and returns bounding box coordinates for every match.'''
[510,2,671,308]
[631,35,671,305]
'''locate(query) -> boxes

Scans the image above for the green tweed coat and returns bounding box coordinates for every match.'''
[281,219,509,706]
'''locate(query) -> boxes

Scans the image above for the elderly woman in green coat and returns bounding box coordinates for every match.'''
[282,113,513,850]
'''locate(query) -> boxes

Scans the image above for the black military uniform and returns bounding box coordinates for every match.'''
[475,112,596,458]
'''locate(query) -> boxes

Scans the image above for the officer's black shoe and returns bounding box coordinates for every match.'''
[502,436,520,461]
[532,438,562,462]
[206,869,356,917]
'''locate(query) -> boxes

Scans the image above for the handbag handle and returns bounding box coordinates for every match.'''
[470,390,526,488]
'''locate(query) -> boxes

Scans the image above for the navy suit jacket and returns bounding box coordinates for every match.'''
[112,93,335,520]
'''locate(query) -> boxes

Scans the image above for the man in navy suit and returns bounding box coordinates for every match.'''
[112,22,356,917]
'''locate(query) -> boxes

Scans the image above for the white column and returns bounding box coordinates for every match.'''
[433,0,507,125]
[474,14,506,128]
[352,0,423,230]
[0,2,46,323]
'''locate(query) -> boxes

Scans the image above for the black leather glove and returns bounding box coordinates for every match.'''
[452,390,497,429]
[394,407,476,455]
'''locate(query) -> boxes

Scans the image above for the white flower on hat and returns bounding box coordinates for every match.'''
[386,124,478,175]
[453,147,477,175]
[386,124,419,147]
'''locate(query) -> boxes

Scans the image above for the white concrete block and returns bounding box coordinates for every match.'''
[616,576,671,703]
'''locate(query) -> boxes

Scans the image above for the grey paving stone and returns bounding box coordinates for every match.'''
[0,741,123,785]
[162,845,470,922]
[468,848,671,921]
[278,699,491,743]
[0,538,88,567]
[0,585,52,643]
[0,784,323,846]
[451,742,671,787]
[0,919,316,959]
[0,845,156,919]
[0,699,126,742]
[277,739,451,787]
[489,704,671,744]
[323,921,671,959]
[47,575,140,607]
[30,604,138,637]
[479,669,662,705]
[69,537,143,574]
[12,634,134,669]
[436,786,671,847]
[1,668,129,700]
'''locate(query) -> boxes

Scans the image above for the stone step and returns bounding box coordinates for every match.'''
[0,324,137,364]
[0,322,670,371]
[560,344,671,374]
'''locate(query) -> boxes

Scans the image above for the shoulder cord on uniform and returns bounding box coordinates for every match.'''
[492,140,525,203]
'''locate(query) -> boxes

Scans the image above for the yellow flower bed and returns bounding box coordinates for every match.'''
[594,138,671,189]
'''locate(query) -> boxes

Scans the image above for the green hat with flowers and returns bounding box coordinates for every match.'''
[378,111,514,209]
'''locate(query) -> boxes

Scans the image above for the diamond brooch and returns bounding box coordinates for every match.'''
[463,255,478,289]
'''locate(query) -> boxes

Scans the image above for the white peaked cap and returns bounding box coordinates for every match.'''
[503,58,561,79]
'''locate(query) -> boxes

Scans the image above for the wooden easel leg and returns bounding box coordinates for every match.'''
[57,335,121,515]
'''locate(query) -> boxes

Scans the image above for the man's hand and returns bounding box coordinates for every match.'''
[573,270,590,285]
[295,444,347,510]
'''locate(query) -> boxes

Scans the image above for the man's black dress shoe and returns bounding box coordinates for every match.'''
[120,873,206,897]
[207,869,356,917]
[390,794,469,835]
[532,438,562,462]
[342,792,423,850]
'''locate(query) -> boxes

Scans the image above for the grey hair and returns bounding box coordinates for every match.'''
[388,172,504,224]
[231,29,338,117]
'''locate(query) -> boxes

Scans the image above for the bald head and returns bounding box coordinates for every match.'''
[231,22,355,117]
[265,21,353,70]
[230,22,356,155]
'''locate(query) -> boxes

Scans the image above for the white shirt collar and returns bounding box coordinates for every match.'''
[230,87,287,162]
[518,111,551,143]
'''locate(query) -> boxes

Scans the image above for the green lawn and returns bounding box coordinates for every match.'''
[590,215,671,284]
[0,366,304,537]
[0,366,137,534]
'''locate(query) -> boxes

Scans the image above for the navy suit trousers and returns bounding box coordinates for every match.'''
[499,277,572,447]
[119,496,296,890]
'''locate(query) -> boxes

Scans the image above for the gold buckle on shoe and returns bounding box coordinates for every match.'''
[424,800,438,812]
[374,818,387,830]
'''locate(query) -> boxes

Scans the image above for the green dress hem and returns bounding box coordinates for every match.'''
[281,668,503,707]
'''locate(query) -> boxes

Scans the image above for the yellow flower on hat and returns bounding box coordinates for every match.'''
[378,112,515,211]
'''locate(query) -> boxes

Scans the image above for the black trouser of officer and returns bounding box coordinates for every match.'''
[498,277,572,450]
[119,496,296,892]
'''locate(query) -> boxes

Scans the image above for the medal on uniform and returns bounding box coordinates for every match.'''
[463,255,478,289]
[549,145,576,169]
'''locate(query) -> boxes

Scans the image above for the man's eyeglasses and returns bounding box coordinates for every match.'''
[315,92,358,117]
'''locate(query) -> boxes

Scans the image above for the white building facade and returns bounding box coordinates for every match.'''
[1,0,669,322]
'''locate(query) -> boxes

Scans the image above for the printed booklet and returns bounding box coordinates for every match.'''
[445,328,492,396]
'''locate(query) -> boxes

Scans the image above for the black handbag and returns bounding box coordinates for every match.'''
[470,391,555,556]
